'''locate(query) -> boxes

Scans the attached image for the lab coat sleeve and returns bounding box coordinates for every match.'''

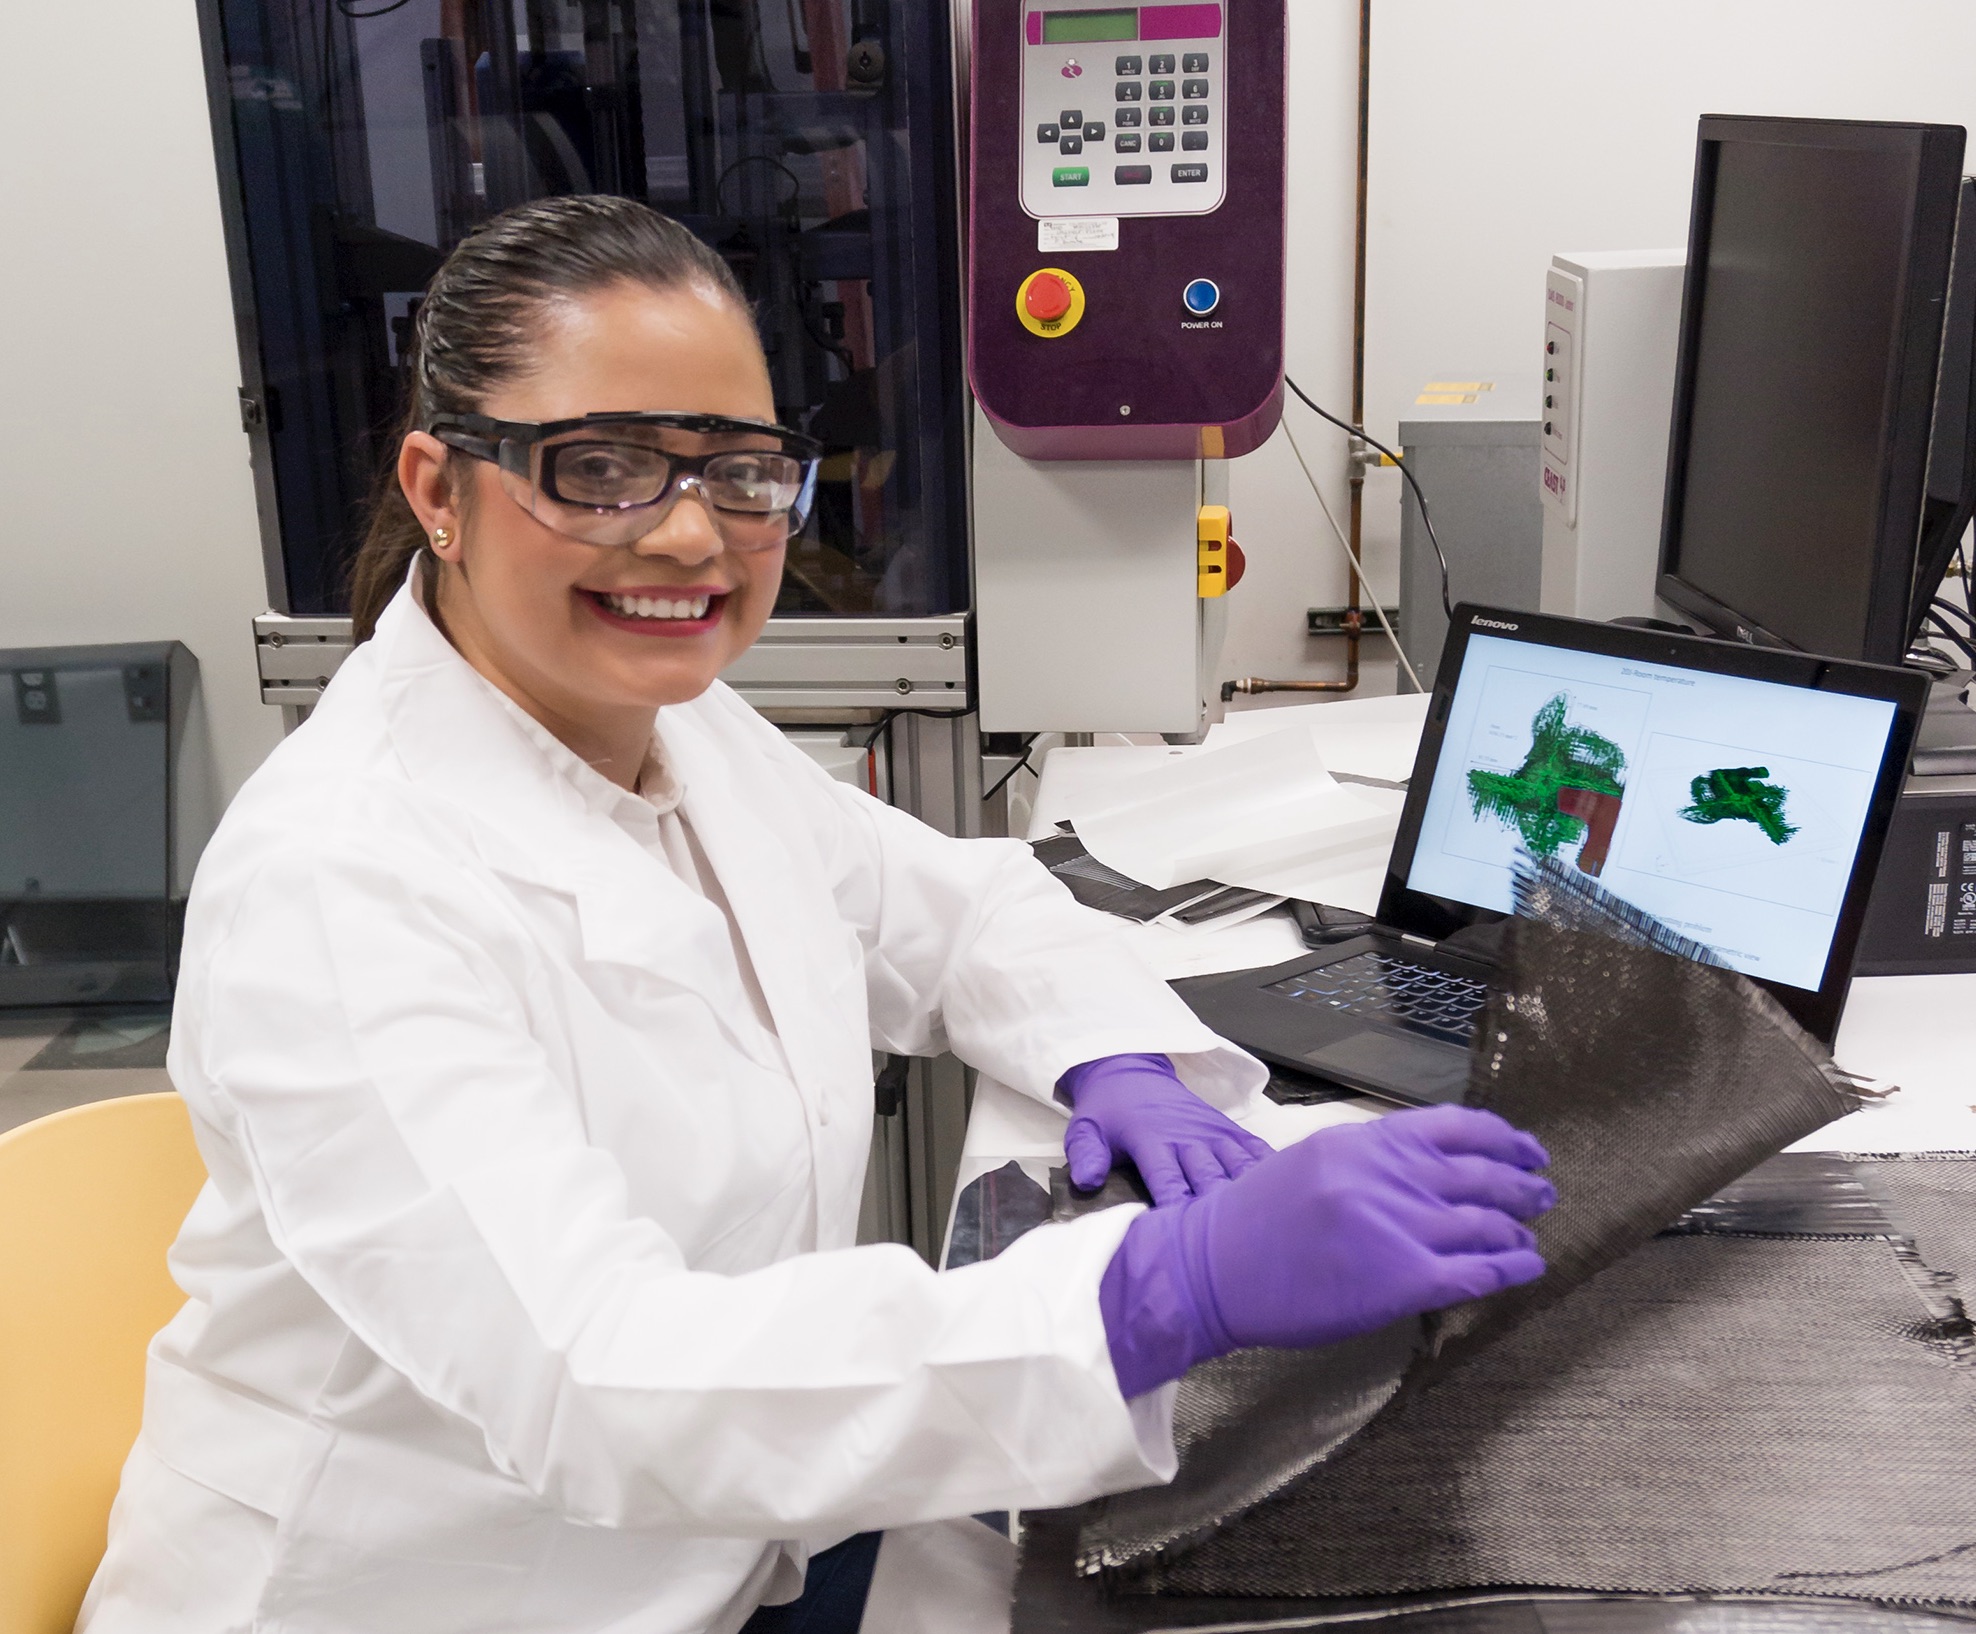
[184,835,1176,1536]
[805,765,1268,1113]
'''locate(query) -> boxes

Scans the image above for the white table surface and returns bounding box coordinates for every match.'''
[955,701,1975,1218]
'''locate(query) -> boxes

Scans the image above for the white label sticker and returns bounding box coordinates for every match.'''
[1037,217,1120,253]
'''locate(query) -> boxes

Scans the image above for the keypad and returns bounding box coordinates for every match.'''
[1040,39,1219,207]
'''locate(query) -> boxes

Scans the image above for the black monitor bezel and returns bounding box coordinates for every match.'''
[1378,604,1931,1045]
[1655,114,1965,664]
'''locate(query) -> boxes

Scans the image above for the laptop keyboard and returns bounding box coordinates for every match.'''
[1266,952,1490,1045]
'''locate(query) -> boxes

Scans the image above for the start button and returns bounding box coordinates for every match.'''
[1016,266,1086,337]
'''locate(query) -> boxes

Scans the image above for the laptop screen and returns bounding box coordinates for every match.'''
[1404,633,1899,992]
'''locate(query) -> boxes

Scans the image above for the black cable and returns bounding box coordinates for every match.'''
[983,736,1039,802]
[1920,611,1976,667]
[1932,595,1975,630]
[336,0,417,15]
[1285,375,1453,621]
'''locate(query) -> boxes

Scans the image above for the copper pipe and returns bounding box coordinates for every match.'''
[1226,0,1371,701]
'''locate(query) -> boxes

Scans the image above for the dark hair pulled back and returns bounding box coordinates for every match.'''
[348,195,750,641]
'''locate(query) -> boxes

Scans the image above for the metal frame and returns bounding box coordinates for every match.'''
[254,611,970,714]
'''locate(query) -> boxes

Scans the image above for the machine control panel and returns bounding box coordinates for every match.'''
[1020,3,1227,216]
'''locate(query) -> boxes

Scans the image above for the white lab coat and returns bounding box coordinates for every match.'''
[81,582,1266,1634]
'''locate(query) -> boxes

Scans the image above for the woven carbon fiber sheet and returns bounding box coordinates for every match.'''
[1122,1218,1976,1602]
[1076,915,1860,1578]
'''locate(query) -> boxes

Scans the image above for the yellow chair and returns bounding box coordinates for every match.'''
[0,1093,206,1634]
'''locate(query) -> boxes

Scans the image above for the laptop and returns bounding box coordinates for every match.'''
[1177,605,1931,1106]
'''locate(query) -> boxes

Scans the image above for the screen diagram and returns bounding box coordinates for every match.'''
[1465,692,1630,875]
[1406,636,1897,991]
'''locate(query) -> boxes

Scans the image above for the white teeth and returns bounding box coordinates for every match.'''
[600,592,716,621]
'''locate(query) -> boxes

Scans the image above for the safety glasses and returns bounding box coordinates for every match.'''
[426,410,822,550]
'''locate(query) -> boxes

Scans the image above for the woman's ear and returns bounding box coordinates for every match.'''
[399,431,466,564]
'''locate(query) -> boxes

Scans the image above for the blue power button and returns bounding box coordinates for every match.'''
[1182,278,1220,315]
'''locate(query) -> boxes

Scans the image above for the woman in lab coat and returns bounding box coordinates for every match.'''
[81,197,1553,1634]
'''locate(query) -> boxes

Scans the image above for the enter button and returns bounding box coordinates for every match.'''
[1170,162,1209,184]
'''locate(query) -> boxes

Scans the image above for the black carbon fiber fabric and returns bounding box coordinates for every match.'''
[1075,913,1861,1579]
[1121,1211,1976,1603]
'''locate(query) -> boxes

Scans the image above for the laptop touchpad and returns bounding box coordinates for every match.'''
[1303,1032,1471,1104]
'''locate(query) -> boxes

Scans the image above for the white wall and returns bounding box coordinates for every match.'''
[1220,0,1976,697]
[0,0,284,817]
[8,1,1974,755]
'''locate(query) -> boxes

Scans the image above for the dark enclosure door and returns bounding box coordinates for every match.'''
[207,0,968,617]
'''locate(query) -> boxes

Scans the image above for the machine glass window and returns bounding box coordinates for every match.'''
[197,0,968,621]
[1040,9,1139,44]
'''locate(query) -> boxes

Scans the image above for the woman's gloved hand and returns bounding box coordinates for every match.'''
[1058,1053,1274,1207]
[1098,1104,1555,1398]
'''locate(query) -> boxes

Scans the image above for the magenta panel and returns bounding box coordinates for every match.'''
[1139,3,1223,40]
[1026,9,1041,44]
[969,0,1285,461]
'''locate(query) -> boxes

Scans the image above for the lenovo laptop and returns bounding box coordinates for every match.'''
[1178,606,1931,1105]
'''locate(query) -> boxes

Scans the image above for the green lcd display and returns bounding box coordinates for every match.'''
[1041,9,1138,43]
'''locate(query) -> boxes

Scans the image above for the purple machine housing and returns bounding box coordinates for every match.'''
[967,0,1287,460]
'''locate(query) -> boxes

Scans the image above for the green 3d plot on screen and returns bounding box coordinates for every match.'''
[1467,694,1628,876]
[1679,767,1798,845]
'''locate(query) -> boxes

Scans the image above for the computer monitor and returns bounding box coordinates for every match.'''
[1656,115,1965,664]
[1913,177,1976,654]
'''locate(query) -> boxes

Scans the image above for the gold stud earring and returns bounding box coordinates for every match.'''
[432,528,450,549]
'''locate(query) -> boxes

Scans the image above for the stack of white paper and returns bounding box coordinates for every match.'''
[1067,724,1405,911]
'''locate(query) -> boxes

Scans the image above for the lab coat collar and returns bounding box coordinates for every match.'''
[368,581,697,965]
[366,584,850,1130]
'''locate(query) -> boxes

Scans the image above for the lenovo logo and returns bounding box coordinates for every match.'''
[1471,617,1521,631]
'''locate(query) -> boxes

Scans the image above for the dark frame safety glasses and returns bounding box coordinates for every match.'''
[425,410,823,550]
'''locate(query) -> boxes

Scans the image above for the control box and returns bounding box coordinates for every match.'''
[1537,249,1686,621]
[968,0,1286,460]
[1019,8,1228,217]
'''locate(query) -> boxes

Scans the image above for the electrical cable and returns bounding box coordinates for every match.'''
[1921,612,1976,667]
[983,736,1039,802]
[335,0,417,15]
[1281,418,1425,694]
[1285,375,1453,622]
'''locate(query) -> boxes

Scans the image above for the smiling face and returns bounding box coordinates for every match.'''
[397,278,783,782]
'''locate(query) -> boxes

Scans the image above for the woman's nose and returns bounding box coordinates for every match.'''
[630,481,725,565]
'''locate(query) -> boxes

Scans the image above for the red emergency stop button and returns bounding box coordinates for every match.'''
[1025,272,1072,322]
[1016,267,1085,337]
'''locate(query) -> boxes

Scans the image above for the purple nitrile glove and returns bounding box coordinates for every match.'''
[1058,1053,1274,1208]
[1098,1104,1555,1398]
